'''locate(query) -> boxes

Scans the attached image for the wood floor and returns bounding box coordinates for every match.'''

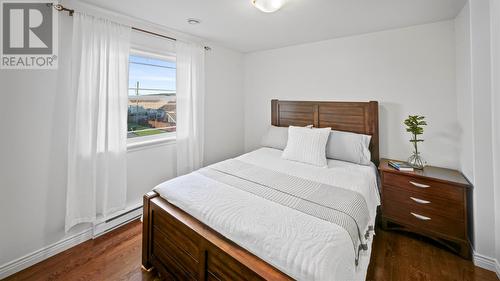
[4,219,498,281]
[367,228,498,281]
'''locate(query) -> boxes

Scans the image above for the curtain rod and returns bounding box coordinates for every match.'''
[50,4,211,51]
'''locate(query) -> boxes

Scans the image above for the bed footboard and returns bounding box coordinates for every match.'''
[141,191,293,281]
[142,191,157,271]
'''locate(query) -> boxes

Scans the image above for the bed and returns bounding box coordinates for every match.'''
[142,100,380,281]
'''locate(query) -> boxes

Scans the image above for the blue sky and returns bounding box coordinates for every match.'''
[128,55,176,96]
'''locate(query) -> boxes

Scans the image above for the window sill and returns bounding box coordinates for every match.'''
[127,135,176,152]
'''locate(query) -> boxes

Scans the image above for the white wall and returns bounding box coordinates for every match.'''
[455,0,500,274]
[126,144,177,206]
[489,0,500,271]
[455,3,474,182]
[205,46,245,165]
[244,21,458,169]
[0,14,76,268]
[1,0,499,277]
[467,0,496,262]
[0,4,244,272]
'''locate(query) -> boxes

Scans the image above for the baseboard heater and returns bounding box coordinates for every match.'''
[93,204,143,237]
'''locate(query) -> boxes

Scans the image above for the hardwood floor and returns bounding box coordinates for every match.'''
[366,229,498,281]
[4,220,158,281]
[4,219,498,281]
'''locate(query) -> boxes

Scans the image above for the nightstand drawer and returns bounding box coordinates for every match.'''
[383,172,464,202]
[383,200,466,239]
[382,186,464,221]
[379,159,472,258]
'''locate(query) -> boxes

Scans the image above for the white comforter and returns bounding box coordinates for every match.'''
[154,148,380,281]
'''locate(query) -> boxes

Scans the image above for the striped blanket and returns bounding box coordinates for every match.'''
[199,159,372,264]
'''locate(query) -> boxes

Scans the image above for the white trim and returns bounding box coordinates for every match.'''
[93,203,143,237]
[0,204,144,279]
[0,228,93,279]
[496,260,500,280]
[130,48,176,63]
[127,135,176,152]
[473,250,500,276]
[94,201,141,225]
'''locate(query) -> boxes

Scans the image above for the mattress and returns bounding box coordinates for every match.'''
[154,147,380,281]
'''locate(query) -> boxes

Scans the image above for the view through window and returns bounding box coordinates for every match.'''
[128,54,176,138]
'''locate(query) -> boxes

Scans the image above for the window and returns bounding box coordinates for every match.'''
[128,53,176,139]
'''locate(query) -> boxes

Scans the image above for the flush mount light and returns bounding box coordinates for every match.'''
[187,18,201,24]
[252,0,286,13]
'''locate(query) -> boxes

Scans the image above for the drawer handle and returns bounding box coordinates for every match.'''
[411,212,431,221]
[409,181,430,188]
[410,197,431,204]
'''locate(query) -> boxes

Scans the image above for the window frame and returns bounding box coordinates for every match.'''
[127,48,177,150]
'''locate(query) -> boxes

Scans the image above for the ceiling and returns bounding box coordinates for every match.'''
[80,0,466,53]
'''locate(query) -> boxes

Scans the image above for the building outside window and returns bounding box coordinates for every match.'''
[127,53,176,139]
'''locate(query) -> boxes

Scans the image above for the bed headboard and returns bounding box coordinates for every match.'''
[271,99,379,165]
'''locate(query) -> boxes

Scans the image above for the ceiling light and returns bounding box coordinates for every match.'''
[187,18,201,24]
[252,0,286,13]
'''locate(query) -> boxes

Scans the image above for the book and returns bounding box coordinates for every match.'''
[388,160,414,172]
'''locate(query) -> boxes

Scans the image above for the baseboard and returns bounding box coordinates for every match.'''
[473,251,500,278]
[93,203,143,237]
[0,228,93,279]
[0,204,143,279]
[496,259,500,280]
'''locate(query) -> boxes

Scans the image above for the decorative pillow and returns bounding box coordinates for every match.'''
[260,126,288,150]
[260,125,314,150]
[282,126,331,167]
[325,130,372,165]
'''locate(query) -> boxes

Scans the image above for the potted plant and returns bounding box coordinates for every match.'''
[404,115,427,169]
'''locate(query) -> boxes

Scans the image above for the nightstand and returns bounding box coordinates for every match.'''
[378,158,472,259]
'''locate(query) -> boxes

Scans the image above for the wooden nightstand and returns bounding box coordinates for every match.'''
[378,158,472,259]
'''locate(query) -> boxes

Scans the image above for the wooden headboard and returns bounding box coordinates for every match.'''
[271,99,379,164]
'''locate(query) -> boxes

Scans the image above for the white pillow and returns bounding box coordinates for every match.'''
[325,130,372,165]
[260,126,288,150]
[260,125,314,150]
[282,126,331,167]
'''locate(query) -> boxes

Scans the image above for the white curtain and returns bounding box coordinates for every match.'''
[176,41,206,176]
[66,13,131,232]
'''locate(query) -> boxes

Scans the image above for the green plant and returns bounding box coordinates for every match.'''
[404,115,427,155]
